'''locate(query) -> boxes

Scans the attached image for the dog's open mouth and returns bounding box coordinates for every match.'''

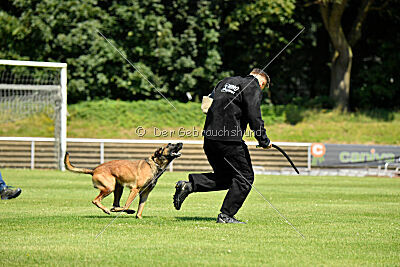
[169,142,183,158]
[171,151,182,157]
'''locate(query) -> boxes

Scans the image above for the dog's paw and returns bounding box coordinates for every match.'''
[136,215,143,219]
[103,209,111,215]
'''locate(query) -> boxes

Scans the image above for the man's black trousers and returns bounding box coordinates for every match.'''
[188,138,254,217]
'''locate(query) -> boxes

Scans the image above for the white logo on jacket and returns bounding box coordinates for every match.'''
[221,83,239,94]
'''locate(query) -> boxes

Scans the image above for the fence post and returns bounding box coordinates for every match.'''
[31,141,35,170]
[307,144,311,171]
[100,142,104,164]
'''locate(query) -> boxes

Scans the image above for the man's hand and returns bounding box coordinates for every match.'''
[258,139,272,149]
[262,143,273,149]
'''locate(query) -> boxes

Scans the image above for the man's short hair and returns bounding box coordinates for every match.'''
[250,68,270,84]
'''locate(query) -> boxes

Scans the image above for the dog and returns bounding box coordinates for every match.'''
[64,142,183,218]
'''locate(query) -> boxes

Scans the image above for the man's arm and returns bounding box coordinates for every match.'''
[242,80,271,148]
[209,79,223,99]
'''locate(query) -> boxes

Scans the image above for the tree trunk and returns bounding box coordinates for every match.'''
[319,0,374,111]
[320,1,351,110]
[330,45,352,111]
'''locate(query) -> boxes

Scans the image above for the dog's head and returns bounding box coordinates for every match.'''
[151,142,183,168]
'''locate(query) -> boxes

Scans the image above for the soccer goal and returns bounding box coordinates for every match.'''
[0,59,67,170]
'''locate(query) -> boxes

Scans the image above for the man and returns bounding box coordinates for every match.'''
[173,68,272,223]
[0,170,22,200]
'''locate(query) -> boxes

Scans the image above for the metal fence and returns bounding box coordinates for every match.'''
[0,137,311,172]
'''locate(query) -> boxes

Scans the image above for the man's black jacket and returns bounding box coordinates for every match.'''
[203,75,270,147]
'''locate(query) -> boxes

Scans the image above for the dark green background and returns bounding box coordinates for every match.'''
[1,0,399,109]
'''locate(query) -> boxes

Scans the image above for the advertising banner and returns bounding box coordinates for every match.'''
[311,143,400,167]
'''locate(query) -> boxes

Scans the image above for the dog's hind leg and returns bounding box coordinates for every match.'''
[91,174,115,215]
[92,189,112,215]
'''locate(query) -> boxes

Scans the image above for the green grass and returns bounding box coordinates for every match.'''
[1,169,399,265]
[1,100,400,144]
[270,109,400,144]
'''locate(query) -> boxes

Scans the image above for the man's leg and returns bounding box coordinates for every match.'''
[219,141,254,217]
[188,173,229,192]
[173,139,232,210]
[0,171,6,191]
[188,139,233,192]
[195,140,251,223]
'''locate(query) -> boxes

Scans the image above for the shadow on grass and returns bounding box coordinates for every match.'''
[81,209,136,219]
[81,215,216,221]
[82,215,136,219]
[175,216,216,222]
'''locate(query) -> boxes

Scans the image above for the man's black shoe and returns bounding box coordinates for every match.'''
[1,186,22,200]
[173,180,193,210]
[216,213,246,224]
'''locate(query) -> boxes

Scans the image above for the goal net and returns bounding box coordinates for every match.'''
[0,60,67,170]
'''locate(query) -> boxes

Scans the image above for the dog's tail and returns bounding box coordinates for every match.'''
[64,152,94,175]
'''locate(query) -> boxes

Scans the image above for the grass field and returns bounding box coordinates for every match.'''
[1,99,400,144]
[1,169,399,266]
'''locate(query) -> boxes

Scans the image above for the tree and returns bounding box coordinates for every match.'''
[2,0,397,109]
[218,0,303,104]
[0,0,224,103]
[319,0,375,110]
[350,0,400,110]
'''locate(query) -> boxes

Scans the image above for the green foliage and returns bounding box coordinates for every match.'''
[260,104,285,125]
[0,0,227,103]
[351,39,400,110]
[284,103,304,124]
[0,0,304,103]
[0,0,399,108]
[219,0,303,99]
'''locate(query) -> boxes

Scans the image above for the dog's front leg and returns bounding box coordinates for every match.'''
[136,190,151,219]
[110,187,139,213]
[112,183,124,209]
[121,188,139,210]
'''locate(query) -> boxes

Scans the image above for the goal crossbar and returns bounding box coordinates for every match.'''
[0,84,60,90]
[0,59,67,68]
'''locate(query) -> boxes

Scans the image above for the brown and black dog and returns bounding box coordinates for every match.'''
[64,143,183,218]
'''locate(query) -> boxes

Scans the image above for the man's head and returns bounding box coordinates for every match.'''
[250,68,270,90]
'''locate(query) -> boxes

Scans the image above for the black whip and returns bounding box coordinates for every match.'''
[257,144,300,174]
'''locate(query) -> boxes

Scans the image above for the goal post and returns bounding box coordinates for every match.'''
[0,59,67,170]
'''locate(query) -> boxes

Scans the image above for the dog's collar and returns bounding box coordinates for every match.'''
[145,158,162,171]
